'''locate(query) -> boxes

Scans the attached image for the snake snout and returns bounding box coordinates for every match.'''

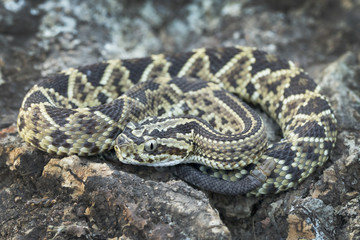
[114,134,135,162]
[116,134,130,147]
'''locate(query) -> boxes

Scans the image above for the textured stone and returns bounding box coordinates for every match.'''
[0,0,359,239]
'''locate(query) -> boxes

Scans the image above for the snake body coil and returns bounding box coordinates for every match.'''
[17,46,337,196]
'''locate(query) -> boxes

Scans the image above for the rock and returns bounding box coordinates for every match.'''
[0,0,359,239]
[337,195,360,239]
[287,198,335,240]
[0,137,230,239]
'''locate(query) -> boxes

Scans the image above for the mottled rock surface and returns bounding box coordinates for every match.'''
[1,0,359,239]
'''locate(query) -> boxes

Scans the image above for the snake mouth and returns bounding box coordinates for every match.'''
[114,144,125,162]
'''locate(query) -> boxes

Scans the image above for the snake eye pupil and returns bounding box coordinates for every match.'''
[144,139,157,153]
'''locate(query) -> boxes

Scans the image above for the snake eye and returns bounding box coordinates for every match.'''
[144,139,158,153]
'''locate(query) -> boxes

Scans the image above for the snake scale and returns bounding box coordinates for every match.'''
[17,46,337,196]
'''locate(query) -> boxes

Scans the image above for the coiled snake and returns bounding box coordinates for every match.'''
[17,46,337,196]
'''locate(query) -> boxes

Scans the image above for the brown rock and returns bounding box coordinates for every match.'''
[1,0,359,239]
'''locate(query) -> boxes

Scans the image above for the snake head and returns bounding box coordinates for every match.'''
[115,118,191,167]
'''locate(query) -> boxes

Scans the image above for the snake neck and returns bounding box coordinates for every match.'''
[178,117,268,170]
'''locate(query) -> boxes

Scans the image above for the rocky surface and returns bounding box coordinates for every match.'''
[1,0,359,239]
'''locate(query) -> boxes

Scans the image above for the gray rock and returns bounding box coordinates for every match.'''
[0,0,359,239]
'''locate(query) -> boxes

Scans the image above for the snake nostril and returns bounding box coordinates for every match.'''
[114,145,119,152]
[116,135,127,145]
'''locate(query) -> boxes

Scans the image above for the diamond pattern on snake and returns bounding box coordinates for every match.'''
[17,46,337,196]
